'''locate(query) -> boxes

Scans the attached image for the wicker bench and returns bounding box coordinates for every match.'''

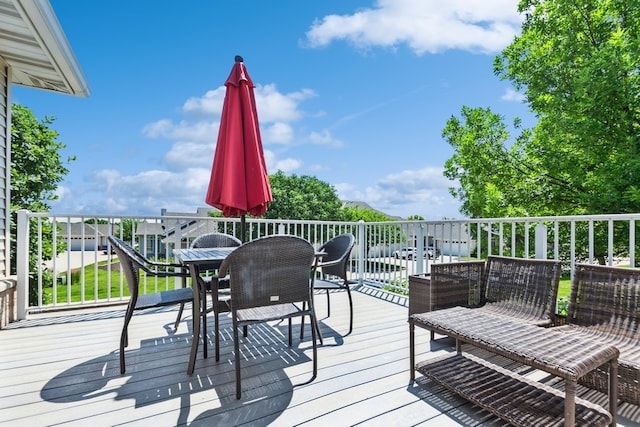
[409,256,563,339]
[554,263,640,405]
[410,309,618,426]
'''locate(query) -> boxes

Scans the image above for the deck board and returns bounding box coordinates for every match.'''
[1,286,639,426]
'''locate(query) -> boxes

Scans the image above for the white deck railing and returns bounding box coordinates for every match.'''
[15,210,640,317]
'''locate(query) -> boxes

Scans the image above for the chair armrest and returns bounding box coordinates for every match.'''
[430,261,486,308]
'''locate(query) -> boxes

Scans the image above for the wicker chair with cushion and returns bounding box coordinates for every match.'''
[108,235,194,374]
[187,232,241,361]
[313,233,356,336]
[556,263,640,405]
[422,256,562,340]
[217,235,319,399]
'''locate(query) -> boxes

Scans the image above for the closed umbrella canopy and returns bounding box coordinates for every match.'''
[205,56,272,218]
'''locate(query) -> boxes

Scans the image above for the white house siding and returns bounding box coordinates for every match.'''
[0,60,8,277]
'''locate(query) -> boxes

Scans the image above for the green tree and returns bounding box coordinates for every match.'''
[342,205,404,255]
[10,104,75,304]
[442,106,532,218]
[494,0,640,215]
[443,0,640,261]
[264,170,344,221]
[11,104,73,212]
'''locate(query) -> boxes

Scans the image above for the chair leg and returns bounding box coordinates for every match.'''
[213,295,220,362]
[120,303,135,374]
[174,276,188,329]
[325,290,330,317]
[345,286,354,335]
[234,319,242,399]
[174,302,185,329]
[288,318,292,346]
[202,299,208,359]
[300,301,306,340]
[310,314,318,380]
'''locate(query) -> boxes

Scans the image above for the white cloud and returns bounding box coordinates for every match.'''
[309,129,343,147]
[262,122,294,144]
[501,87,526,102]
[305,0,521,54]
[142,119,218,145]
[182,87,227,116]
[68,168,213,215]
[335,166,462,219]
[274,158,302,173]
[163,140,215,168]
[256,85,316,123]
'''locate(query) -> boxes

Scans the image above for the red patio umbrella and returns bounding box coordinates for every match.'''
[205,56,272,241]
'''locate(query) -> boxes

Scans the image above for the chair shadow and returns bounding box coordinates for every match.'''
[40,311,329,426]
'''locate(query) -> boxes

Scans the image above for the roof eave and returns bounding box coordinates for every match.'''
[11,0,90,97]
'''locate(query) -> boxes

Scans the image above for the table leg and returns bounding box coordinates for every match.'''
[564,380,576,426]
[187,268,201,375]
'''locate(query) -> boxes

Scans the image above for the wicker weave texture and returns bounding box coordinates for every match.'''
[218,235,316,310]
[412,307,618,381]
[190,233,241,272]
[417,353,611,427]
[558,263,640,404]
[426,256,562,326]
[428,260,485,309]
[479,256,562,326]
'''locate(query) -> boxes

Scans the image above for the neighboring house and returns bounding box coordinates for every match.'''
[55,208,220,257]
[135,221,165,258]
[161,207,219,249]
[408,222,474,258]
[57,222,111,251]
[431,222,473,257]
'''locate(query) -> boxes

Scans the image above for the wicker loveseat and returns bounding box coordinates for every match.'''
[556,263,640,405]
[412,256,562,339]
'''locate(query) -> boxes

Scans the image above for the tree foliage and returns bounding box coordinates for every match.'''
[443,0,640,261]
[263,170,344,221]
[445,0,640,218]
[11,104,74,212]
[10,104,75,303]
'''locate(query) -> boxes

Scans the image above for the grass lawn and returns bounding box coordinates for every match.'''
[45,259,188,304]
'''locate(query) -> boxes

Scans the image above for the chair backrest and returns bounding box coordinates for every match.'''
[108,235,142,299]
[318,233,355,280]
[191,232,242,271]
[218,235,316,310]
[568,263,640,338]
[108,235,187,298]
[483,255,562,320]
[191,232,242,249]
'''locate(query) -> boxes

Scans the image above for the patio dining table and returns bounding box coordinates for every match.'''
[174,245,327,374]
[174,247,237,374]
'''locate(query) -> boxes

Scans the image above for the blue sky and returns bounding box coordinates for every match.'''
[13,0,533,219]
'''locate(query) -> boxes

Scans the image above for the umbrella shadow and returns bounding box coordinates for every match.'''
[40,315,322,425]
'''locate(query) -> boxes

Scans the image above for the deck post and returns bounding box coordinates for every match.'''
[16,209,29,319]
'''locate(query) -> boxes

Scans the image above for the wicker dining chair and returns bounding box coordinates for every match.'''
[217,235,319,399]
[186,232,241,361]
[312,233,356,335]
[108,235,194,374]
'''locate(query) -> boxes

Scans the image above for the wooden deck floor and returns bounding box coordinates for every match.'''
[2,286,640,426]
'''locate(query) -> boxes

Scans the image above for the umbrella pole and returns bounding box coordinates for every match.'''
[240,215,247,243]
